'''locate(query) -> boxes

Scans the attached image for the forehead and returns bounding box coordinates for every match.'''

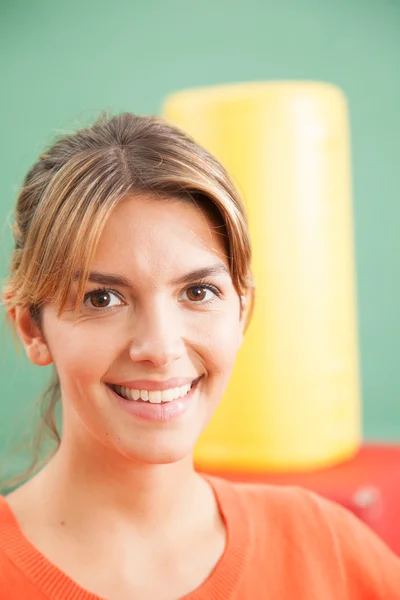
[90,194,229,278]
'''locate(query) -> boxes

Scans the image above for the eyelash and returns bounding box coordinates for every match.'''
[82,280,222,312]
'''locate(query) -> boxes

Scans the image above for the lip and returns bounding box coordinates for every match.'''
[105,377,202,422]
[107,377,199,391]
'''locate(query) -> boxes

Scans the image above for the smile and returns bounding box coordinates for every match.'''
[107,377,202,404]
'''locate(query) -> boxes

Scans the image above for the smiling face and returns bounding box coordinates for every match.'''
[33,194,247,465]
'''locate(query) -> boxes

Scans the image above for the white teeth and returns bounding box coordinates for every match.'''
[148,391,162,404]
[113,380,197,403]
[162,388,174,402]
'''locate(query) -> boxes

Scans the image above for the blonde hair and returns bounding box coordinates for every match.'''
[1,112,254,492]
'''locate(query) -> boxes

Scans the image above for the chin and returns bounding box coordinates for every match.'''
[118,437,197,466]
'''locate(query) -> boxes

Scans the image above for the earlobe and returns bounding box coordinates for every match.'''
[11,305,53,366]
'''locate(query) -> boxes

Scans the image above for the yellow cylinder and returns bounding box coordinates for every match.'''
[163,81,362,472]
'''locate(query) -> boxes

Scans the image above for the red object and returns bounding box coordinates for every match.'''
[199,443,400,555]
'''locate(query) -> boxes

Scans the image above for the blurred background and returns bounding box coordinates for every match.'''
[0,0,399,479]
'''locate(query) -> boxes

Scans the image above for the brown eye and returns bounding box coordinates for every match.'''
[186,286,207,302]
[90,292,111,308]
[182,284,220,304]
[83,289,123,310]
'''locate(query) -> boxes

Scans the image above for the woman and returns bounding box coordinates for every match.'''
[0,112,399,599]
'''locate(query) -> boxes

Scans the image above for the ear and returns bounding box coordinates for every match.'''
[238,290,251,341]
[9,305,53,366]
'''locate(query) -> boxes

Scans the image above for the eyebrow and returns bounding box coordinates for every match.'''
[73,264,230,289]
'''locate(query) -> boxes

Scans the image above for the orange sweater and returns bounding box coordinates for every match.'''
[1,475,400,599]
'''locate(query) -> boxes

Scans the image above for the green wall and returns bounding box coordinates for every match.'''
[1,0,400,478]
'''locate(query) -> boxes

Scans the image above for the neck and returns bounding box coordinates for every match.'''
[29,427,213,541]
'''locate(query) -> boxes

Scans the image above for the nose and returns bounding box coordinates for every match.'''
[128,299,185,368]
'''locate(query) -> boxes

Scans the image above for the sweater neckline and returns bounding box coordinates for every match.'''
[0,475,250,600]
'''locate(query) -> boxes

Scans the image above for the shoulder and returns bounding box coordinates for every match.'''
[226,477,393,550]
[210,477,400,597]
[0,495,35,595]
[210,475,332,524]
[208,475,341,542]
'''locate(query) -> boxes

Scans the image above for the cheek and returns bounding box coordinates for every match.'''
[198,311,243,376]
[47,323,118,388]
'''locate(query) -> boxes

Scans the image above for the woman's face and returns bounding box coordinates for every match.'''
[35,195,247,465]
